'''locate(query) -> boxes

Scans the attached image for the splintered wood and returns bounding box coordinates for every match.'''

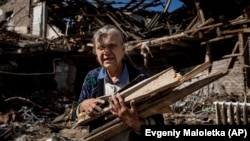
[124,67,181,103]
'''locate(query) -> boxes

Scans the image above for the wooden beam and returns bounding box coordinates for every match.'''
[185,16,198,31]
[201,35,235,45]
[238,32,245,69]
[194,0,205,23]
[106,13,129,38]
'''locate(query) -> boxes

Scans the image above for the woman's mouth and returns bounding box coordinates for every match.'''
[103,57,114,62]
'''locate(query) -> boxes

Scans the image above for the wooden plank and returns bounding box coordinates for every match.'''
[126,62,211,104]
[85,118,125,140]
[185,16,198,31]
[238,33,245,69]
[145,69,229,113]
[116,68,175,99]
[124,67,180,102]
[106,13,129,38]
[195,0,205,23]
[201,35,235,45]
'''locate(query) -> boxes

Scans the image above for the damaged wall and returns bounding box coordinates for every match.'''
[0,0,62,39]
[0,0,32,33]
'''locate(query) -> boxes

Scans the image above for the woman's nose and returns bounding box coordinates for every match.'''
[103,47,111,53]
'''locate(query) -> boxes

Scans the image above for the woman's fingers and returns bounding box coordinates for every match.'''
[109,94,125,107]
[81,98,105,116]
[116,94,126,107]
[87,105,102,116]
[109,95,117,112]
[95,98,105,104]
[93,104,103,113]
[109,94,130,117]
[130,100,136,113]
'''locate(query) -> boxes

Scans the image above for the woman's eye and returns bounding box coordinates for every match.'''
[110,45,116,49]
[97,46,104,50]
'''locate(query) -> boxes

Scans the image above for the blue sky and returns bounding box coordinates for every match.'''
[163,0,184,12]
[148,0,184,12]
[111,0,184,13]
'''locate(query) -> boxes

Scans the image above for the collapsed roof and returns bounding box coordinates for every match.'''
[0,0,249,72]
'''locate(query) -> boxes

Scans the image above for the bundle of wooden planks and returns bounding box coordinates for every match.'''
[73,61,228,141]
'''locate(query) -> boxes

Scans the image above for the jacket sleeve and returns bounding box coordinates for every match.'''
[72,70,99,120]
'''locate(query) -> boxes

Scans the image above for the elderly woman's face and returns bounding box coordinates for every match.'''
[95,32,125,69]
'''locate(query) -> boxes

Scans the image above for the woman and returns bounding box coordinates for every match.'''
[75,24,164,140]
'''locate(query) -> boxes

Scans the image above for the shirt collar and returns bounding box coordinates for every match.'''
[98,64,129,85]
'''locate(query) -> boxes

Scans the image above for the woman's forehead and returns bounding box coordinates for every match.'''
[99,33,121,44]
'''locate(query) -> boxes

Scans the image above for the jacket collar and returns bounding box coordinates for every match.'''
[97,64,129,85]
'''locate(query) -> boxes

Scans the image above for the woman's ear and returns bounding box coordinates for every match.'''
[122,44,126,52]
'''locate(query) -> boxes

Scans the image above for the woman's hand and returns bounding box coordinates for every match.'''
[109,94,144,132]
[79,98,105,116]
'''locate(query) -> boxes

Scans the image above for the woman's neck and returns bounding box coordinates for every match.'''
[107,63,123,83]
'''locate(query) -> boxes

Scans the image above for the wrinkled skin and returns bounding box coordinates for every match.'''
[109,94,143,131]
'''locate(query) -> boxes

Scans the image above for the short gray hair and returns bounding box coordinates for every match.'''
[93,25,124,49]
